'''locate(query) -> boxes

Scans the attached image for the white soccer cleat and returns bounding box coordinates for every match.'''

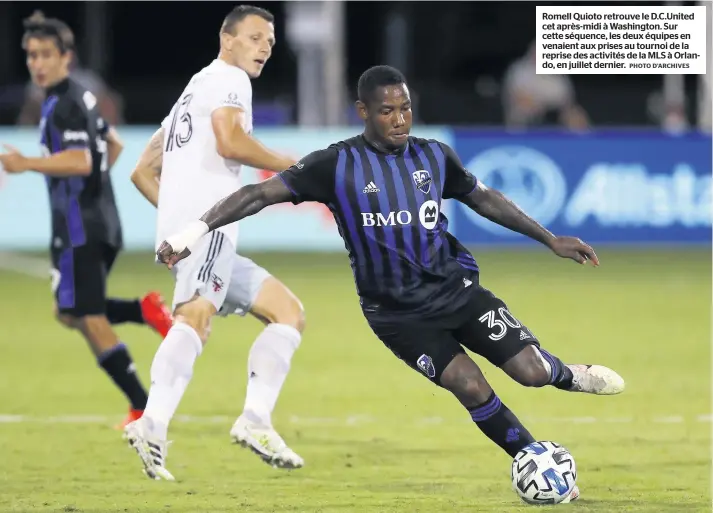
[124,418,176,481]
[561,485,580,503]
[568,364,625,395]
[230,416,304,469]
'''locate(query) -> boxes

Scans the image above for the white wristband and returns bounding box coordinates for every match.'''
[165,220,210,253]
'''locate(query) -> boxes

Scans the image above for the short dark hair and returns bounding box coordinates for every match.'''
[357,65,407,104]
[21,11,74,54]
[221,5,275,35]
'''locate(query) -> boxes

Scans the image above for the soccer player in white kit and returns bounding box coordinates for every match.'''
[126,5,304,480]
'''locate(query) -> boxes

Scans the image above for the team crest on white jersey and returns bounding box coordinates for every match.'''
[412,170,432,194]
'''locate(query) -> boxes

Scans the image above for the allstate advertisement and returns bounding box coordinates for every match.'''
[0,126,451,251]
[450,131,712,245]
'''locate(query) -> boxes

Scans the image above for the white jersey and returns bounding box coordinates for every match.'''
[156,59,253,250]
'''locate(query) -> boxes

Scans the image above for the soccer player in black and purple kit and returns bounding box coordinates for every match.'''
[156,66,625,498]
[0,14,174,429]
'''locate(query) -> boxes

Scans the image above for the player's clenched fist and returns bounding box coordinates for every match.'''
[156,220,209,269]
[155,241,190,269]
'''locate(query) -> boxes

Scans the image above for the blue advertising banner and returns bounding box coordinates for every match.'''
[449,131,712,245]
[0,126,452,251]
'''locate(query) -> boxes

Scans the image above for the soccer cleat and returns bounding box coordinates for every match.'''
[140,292,173,338]
[124,418,175,481]
[229,416,304,469]
[561,485,580,503]
[115,408,144,431]
[568,364,625,395]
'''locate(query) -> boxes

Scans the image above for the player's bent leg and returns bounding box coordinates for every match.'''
[105,294,174,339]
[98,243,173,337]
[142,295,215,435]
[52,241,151,429]
[501,345,561,388]
[71,314,149,421]
[502,346,625,396]
[126,231,232,481]
[243,276,305,426]
[125,296,215,481]
[229,274,305,469]
[369,319,538,460]
[439,353,537,457]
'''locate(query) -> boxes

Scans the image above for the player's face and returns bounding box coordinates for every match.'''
[359,84,413,150]
[25,37,70,88]
[224,15,275,78]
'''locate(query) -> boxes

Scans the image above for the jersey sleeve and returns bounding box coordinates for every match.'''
[206,71,252,114]
[441,142,478,199]
[277,147,339,205]
[51,98,91,151]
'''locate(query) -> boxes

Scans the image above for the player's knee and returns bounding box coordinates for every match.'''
[252,278,306,333]
[55,311,77,330]
[74,314,113,336]
[440,354,492,405]
[273,296,306,333]
[174,298,216,345]
[512,364,550,388]
[503,347,550,388]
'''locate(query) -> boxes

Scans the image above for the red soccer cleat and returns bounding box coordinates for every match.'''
[140,291,173,338]
[116,408,144,430]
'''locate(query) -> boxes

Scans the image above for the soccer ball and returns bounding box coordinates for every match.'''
[511,441,577,505]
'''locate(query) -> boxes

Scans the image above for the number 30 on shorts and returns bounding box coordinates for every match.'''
[479,307,522,341]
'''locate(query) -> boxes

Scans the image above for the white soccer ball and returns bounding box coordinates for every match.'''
[511,441,577,505]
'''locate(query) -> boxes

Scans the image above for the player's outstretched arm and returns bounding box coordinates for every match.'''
[0,144,91,176]
[157,147,337,268]
[156,176,293,268]
[212,107,295,172]
[441,142,599,266]
[130,127,163,208]
[462,182,599,266]
[201,175,292,230]
[2,98,94,177]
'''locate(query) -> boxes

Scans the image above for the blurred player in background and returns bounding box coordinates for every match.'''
[16,11,124,128]
[126,5,305,479]
[157,65,626,498]
[0,15,173,428]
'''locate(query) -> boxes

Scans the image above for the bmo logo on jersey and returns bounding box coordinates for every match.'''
[361,210,412,227]
[361,200,439,229]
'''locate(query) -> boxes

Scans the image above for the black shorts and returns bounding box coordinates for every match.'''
[366,285,540,385]
[51,242,119,317]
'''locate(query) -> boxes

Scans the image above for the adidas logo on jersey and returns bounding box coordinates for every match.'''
[520,330,530,340]
[363,181,380,193]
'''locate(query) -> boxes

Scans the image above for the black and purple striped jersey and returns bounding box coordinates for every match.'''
[278,134,480,320]
[40,77,122,250]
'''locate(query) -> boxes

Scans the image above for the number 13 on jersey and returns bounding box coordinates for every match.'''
[166,94,194,152]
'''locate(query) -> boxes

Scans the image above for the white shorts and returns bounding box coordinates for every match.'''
[170,231,271,317]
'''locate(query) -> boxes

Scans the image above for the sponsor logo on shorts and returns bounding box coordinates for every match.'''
[416,354,436,378]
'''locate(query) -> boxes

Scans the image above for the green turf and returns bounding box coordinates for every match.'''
[0,248,710,512]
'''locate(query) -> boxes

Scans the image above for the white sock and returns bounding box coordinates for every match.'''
[241,323,301,428]
[143,322,203,439]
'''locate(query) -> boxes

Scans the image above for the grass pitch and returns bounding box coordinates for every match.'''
[0,248,710,512]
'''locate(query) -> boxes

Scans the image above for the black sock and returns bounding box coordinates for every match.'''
[98,343,148,410]
[469,392,536,458]
[539,348,574,390]
[105,298,145,325]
